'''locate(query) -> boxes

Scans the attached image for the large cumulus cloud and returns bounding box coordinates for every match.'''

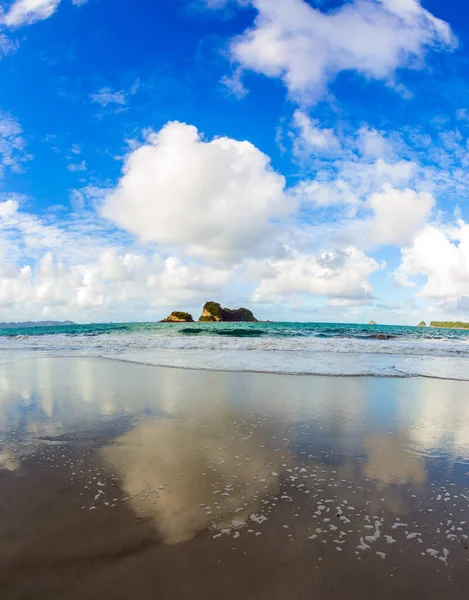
[101,121,292,263]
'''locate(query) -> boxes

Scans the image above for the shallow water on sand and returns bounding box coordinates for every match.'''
[0,357,469,599]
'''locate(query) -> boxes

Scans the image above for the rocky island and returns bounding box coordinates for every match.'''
[199,301,258,322]
[160,311,194,323]
[417,321,426,327]
[161,302,258,323]
[369,320,377,326]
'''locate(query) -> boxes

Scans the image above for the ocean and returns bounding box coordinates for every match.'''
[2,321,469,380]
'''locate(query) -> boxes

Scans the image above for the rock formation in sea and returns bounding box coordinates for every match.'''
[199,301,258,322]
[369,320,377,325]
[160,311,194,323]
[417,321,426,327]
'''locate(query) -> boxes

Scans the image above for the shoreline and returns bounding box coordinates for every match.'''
[3,350,469,382]
[58,353,469,383]
[97,352,469,382]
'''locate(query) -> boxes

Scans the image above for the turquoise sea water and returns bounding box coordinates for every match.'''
[2,321,469,379]
[2,320,469,339]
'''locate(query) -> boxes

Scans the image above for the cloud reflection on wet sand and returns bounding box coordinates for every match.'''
[102,414,287,543]
[1,358,469,600]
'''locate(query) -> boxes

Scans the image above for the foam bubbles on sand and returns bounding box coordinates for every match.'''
[4,365,469,582]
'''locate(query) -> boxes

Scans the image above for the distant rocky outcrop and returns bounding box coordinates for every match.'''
[369,320,377,326]
[199,301,258,322]
[417,321,426,327]
[0,321,75,329]
[160,311,194,323]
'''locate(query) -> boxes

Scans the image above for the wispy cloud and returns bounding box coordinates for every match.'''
[70,143,82,155]
[89,79,140,110]
[67,159,87,172]
[0,112,32,175]
[1,0,61,28]
[220,67,248,99]
[89,88,127,107]
[0,0,89,64]
[0,32,19,58]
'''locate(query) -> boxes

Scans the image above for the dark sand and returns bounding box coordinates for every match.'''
[0,357,468,599]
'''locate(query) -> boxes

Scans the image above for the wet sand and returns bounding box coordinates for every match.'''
[0,357,468,599]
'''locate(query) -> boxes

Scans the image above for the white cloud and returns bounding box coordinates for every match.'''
[89,88,127,107]
[228,0,455,103]
[67,159,87,172]
[1,0,60,27]
[286,111,435,254]
[373,158,417,184]
[295,158,417,213]
[290,111,398,161]
[0,0,87,58]
[292,110,340,156]
[456,108,469,122]
[395,221,469,300]
[0,112,31,175]
[0,197,19,219]
[101,121,291,263]
[0,32,18,57]
[69,185,108,212]
[203,0,230,6]
[294,178,358,208]
[70,251,231,310]
[220,67,249,99]
[0,199,232,317]
[250,247,382,302]
[358,127,390,158]
[393,271,417,288]
[198,0,249,8]
[0,196,64,253]
[0,248,231,313]
[89,80,140,108]
[368,185,434,245]
[328,297,372,307]
[1,109,461,318]
[287,108,469,244]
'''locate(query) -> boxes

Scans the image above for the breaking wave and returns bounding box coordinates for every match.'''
[2,321,469,380]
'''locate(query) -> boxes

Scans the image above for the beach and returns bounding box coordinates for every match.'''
[2,0,467,597]
[1,356,468,599]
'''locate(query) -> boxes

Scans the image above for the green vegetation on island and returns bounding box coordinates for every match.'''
[199,301,258,322]
[161,302,258,323]
[417,321,426,327]
[429,321,469,329]
[160,311,194,323]
[199,301,223,321]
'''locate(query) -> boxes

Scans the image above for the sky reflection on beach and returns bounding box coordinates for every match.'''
[1,357,469,600]
[0,358,468,550]
[1,357,469,472]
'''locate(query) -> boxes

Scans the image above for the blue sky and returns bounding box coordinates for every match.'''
[1,0,469,323]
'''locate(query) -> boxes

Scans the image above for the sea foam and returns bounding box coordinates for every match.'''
[2,322,469,379]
